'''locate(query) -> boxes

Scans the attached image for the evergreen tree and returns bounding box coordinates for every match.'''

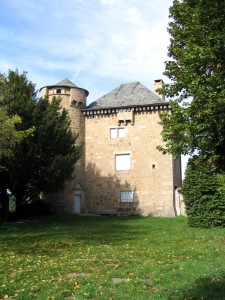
[0,70,82,219]
[182,157,225,228]
[0,109,34,221]
[0,109,28,161]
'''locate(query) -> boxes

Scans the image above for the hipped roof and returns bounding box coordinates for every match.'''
[84,81,166,110]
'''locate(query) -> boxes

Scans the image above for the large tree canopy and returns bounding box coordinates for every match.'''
[0,70,82,219]
[158,0,225,170]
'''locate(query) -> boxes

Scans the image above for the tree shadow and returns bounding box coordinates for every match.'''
[169,274,225,300]
[0,214,150,256]
[84,162,142,216]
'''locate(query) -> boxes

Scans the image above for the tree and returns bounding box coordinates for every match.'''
[182,157,225,228]
[0,110,24,161]
[0,109,33,221]
[0,70,82,219]
[158,0,225,170]
[0,70,35,161]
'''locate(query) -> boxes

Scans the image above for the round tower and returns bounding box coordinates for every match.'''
[39,79,89,214]
[40,78,89,144]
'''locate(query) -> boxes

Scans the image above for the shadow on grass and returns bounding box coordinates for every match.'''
[169,274,225,300]
[0,215,152,255]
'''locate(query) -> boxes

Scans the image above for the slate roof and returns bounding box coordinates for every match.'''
[84,81,166,110]
[55,78,78,88]
[40,78,89,96]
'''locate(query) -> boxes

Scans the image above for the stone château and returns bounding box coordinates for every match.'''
[40,79,182,216]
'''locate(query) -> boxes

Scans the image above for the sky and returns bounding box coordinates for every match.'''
[0,0,173,104]
[0,0,189,176]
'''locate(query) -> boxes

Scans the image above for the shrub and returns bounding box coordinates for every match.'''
[182,159,225,228]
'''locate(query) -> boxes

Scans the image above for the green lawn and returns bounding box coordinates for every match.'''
[1,215,225,300]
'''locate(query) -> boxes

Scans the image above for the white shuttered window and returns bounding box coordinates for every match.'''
[115,154,130,171]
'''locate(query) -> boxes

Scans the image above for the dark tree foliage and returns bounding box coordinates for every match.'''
[182,158,225,228]
[0,70,82,219]
[158,0,225,170]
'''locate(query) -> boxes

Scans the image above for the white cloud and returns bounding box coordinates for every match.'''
[100,0,121,5]
[0,0,173,97]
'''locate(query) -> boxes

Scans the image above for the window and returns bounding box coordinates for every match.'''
[110,128,125,139]
[121,191,133,203]
[56,88,61,94]
[115,154,130,170]
[110,128,117,139]
[118,128,125,138]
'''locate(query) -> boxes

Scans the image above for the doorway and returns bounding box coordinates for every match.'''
[74,195,81,214]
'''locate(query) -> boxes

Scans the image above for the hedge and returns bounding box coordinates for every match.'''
[182,159,225,228]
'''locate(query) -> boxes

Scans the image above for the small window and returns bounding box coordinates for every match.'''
[115,154,130,171]
[118,128,125,138]
[110,128,125,139]
[56,88,61,94]
[110,128,117,139]
[121,191,133,203]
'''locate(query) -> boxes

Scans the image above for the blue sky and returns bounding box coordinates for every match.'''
[0,0,173,104]
[1,0,189,175]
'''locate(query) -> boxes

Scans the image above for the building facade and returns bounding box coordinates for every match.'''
[40,79,182,216]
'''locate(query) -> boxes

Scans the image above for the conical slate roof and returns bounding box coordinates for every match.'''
[55,78,77,88]
[85,81,165,110]
[40,78,89,96]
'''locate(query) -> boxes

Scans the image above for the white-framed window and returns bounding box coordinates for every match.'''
[110,128,117,139]
[115,154,130,171]
[56,88,61,94]
[118,128,125,138]
[120,191,134,203]
[110,128,125,139]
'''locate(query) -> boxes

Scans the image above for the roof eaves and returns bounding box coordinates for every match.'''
[82,101,170,112]
[40,85,89,96]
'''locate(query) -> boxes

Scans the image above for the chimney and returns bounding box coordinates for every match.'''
[154,79,165,100]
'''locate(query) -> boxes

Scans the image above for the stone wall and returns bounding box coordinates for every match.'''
[84,108,177,216]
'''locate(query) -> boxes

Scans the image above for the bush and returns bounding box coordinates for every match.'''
[182,159,225,228]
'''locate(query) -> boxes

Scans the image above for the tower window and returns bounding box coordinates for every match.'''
[56,89,61,94]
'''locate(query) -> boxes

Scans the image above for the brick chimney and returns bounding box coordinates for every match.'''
[154,79,165,101]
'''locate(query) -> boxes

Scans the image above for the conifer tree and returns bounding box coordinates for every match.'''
[0,70,82,219]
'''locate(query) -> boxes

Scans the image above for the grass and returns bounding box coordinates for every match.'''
[1,215,225,300]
